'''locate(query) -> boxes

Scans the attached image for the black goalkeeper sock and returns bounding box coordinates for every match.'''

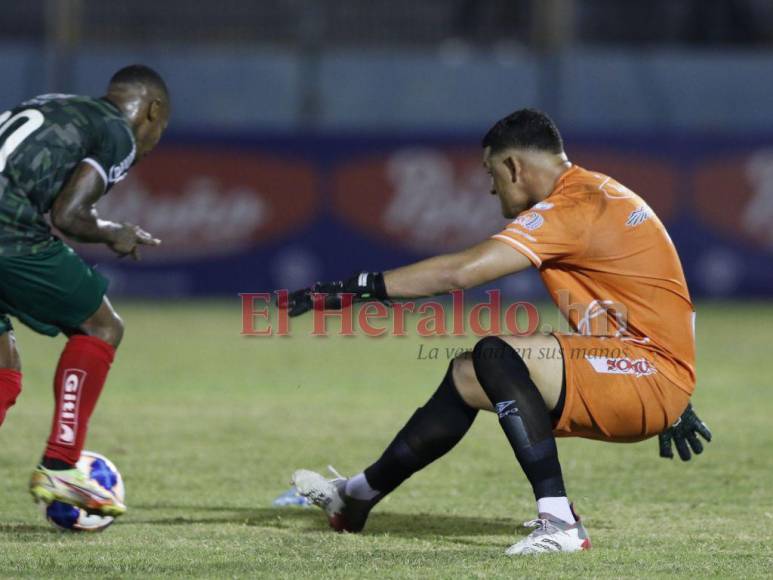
[364,363,478,497]
[472,337,566,499]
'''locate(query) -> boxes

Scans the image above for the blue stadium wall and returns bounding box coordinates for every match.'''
[73,132,773,299]
[1,44,772,298]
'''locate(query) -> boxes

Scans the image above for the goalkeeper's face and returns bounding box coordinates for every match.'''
[483,146,533,219]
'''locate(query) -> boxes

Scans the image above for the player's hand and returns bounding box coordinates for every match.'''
[658,403,712,461]
[284,272,388,317]
[108,223,161,260]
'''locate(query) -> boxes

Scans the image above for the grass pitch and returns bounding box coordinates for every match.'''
[0,300,771,578]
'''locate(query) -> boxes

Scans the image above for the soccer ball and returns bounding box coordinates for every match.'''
[43,450,125,532]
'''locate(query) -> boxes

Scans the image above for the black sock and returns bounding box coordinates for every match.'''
[364,362,478,497]
[42,457,75,470]
[472,337,566,499]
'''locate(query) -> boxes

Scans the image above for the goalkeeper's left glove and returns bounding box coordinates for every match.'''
[658,403,712,461]
[285,271,388,317]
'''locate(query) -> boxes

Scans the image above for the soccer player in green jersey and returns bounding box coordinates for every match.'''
[0,65,170,517]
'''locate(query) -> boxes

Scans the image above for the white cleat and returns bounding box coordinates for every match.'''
[290,467,374,532]
[291,468,346,516]
[505,512,591,556]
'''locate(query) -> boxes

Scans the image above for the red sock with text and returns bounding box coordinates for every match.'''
[43,336,116,466]
[0,369,22,426]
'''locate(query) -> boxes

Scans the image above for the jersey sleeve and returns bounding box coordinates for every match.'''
[491,198,590,268]
[82,119,135,191]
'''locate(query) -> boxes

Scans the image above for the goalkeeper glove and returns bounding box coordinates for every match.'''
[658,403,712,461]
[285,272,388,317]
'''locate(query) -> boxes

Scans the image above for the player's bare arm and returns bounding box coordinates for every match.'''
[287,239,531,316]
[383,239,532,298]
[50,162,159,260]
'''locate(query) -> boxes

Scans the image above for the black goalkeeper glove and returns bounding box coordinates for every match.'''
[285,271,388,317]
[658,403,712,461]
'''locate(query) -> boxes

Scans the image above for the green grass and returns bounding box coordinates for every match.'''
[0,300,771,578]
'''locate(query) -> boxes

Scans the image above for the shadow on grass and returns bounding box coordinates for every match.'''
[127,506,522,538]
[0,522,76,542]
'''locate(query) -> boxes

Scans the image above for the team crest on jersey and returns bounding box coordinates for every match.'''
[514,212,544,231]
[625,206,652,227]
[585,356,657,378]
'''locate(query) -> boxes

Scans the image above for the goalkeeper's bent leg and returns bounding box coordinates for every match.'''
[472,336,574,524]
[347,361,479,502]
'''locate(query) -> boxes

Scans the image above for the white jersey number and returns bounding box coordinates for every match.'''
[0,109,45,173]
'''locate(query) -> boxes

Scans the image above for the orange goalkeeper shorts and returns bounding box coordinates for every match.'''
[552,334,692,442]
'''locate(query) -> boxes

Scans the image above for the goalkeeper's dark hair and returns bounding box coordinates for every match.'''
[482,108,563,154]
[109,64,169,100]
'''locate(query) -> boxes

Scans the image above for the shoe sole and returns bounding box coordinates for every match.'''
[291,470,345,515]
[505,538,591,556]
[29,485,55,505]
[29,485,126,517]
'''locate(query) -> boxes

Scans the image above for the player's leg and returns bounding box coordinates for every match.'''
[0,325,23,427]
[470,334,589,554]
[30,296,125,515]
[0,243,125,514]
[470,334,574,520]
[348,345,559,499]
[293,356,481,532]
[40,296,123,470]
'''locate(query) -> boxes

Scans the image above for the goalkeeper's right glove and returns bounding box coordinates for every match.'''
[285,271,388,317]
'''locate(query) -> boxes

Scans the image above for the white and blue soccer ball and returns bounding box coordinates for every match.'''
[43,450,125,532]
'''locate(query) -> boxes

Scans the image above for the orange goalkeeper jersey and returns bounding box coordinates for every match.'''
[492,164,696,393]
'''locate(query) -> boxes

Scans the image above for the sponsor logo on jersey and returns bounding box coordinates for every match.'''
[55,369,87,446]
[532,201,554,211]
[514,212,544,231]
[625,206,652,227]
[585,356,656,378]
[108,136,136,184]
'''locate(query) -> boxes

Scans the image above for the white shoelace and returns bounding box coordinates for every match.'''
[326,465,346,481]
[523,518,554,533]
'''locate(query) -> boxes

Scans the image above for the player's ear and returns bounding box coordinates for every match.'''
[148,99,162,122]
[504,156,518,183]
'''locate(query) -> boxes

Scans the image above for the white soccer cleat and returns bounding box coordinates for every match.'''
[290,467,374,532]
[291,468,346,516]
[505,512,591,556]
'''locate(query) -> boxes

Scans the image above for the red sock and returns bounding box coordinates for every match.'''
[44,336,116,465]
[0,369,22,427]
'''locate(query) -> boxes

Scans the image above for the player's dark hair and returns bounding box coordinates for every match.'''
[482,108,563,154]
[109,64,169,100]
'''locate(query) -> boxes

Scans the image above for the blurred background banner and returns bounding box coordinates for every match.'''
[1,0,772,298]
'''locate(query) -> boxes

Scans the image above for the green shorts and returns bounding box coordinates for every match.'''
[0,240,109,337]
